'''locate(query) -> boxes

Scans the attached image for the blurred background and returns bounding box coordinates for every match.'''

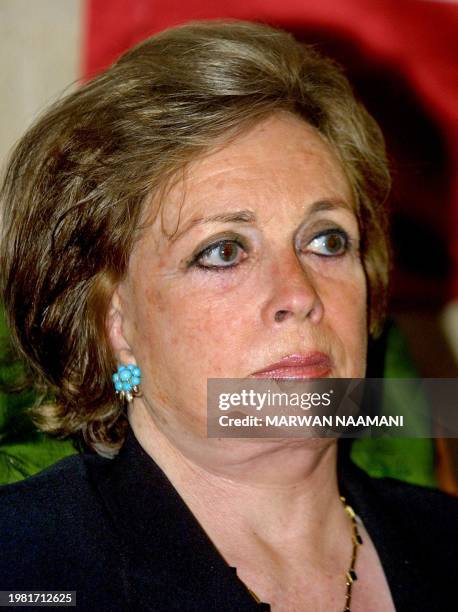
[0,0,457,492]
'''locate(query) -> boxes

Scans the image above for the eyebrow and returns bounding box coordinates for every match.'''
[168,210,256,244]
[167,199,352,244]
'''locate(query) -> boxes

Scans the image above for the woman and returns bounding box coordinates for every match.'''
[0,20,456,612]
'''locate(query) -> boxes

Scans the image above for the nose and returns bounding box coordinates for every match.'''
[261,251,324,327]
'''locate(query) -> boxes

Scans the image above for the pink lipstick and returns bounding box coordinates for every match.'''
[249,352,332,379]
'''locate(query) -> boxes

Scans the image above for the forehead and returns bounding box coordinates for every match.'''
[145,112,354,241]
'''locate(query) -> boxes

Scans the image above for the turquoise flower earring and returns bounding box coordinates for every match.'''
[112,363,142,403]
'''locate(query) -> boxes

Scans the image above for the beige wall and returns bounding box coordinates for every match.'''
[0,0,81,168]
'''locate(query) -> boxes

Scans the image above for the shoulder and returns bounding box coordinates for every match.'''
[366,470,458,525]
[341,449,458,519]
[362,473,458,607]
[344,459,458,563]
[0,451,108,522]
[0,452,123,593]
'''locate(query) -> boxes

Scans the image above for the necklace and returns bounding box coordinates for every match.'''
[245,495,364,611]
[340,495,363,612]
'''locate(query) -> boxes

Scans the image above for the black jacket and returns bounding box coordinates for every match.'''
[1,427,457,611]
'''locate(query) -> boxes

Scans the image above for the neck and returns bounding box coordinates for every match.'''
[128,399,350,569]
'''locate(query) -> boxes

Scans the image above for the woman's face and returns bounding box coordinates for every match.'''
[110,112,367,446]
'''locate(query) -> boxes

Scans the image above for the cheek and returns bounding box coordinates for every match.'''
[341,283,366,335]
[318,268,367,363]
[332,280,366,330]
[309,254,366,318]
[341,291,367,375]
[134,276,254,377]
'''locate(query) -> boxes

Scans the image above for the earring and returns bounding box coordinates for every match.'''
[112,363,142,403]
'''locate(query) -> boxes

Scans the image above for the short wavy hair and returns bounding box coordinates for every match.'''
[0,20,391,455]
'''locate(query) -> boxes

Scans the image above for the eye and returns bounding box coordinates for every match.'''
[306,229,349,257]
[194,239,246,270]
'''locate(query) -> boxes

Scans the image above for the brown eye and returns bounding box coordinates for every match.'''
[307,230,348,257]
[324,233,344,253]
[196,239,246,269]
[219,242,238,262]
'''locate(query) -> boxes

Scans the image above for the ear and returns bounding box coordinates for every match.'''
[106,287,137,365]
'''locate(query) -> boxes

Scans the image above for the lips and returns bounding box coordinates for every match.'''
[249,352,332,379]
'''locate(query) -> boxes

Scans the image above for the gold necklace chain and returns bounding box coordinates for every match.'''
[340,494,364,612]
[245,495,364,611]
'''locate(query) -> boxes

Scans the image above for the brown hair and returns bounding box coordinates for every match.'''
[0,20,391,455]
